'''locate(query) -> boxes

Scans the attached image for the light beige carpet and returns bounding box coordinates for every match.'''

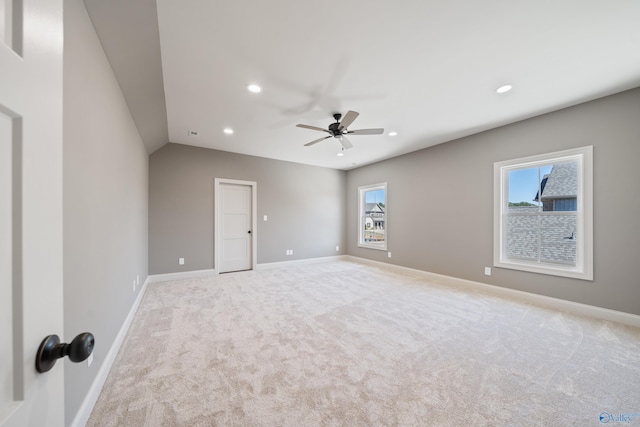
[87,261,640,426]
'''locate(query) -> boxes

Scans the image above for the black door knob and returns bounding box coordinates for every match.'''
[36,332,95,373]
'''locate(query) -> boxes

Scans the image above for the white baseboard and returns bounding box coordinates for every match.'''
[147,268,216,283]
[346,256,640,329]
[146,257,345,280]
[70,276,151,427]
[257,255,347,270]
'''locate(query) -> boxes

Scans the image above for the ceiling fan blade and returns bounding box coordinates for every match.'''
[347,128,384,135]
[338,110,359,130]
[297,124,330,133]
[304,136,332,147]
[338,136,353,150]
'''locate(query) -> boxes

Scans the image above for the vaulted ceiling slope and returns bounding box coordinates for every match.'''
[84,0,640,169]
[84,0,168,154]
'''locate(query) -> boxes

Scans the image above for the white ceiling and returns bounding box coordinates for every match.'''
[85,0,640,170]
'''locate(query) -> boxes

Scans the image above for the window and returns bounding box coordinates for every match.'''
[494,146,593,280]
[358,182,387,250]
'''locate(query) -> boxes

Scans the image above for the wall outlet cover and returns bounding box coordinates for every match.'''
[485,267,492,276]
[179,258,184,265]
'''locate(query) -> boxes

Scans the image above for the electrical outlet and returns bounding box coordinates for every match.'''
[263,215,268,221]
[484,267,492,276]
[388,252,392,258]
[179,258,184,265]
[87,353,94,367]
[336,245,339,251]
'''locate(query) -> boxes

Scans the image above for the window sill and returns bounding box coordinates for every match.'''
[495,259,593,281]
[358,243,387,251]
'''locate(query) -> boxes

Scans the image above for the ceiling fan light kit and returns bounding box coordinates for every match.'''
[296,111,384,150]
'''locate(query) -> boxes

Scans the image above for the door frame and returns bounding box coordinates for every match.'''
[214,178,257,274]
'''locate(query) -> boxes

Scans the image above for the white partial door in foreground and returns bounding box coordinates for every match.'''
[1,0,65,426]
[219,183,252,273]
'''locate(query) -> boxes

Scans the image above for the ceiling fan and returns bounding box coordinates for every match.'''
[296,111,384,150]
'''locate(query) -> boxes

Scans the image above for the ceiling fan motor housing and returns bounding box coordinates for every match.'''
[328,122,342,136]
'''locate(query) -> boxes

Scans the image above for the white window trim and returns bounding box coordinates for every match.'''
[358,182,387,251]
[493,146,593,280]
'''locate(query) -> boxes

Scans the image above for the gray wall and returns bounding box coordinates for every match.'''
[149,144,346,274]
[347,88,640,315]
[63,1,149,424]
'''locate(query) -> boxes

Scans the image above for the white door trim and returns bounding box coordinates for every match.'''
[214,178,257,274]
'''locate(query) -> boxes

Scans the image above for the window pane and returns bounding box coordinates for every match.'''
[540,215,576,265]
[363,189,385,244]
[553,198,577,211]
[505,214,539,261]
[504,160,579,265]
[507,165,552,210]
[362,217,384,242]
[358,184,386,249]
[538,161,578,209]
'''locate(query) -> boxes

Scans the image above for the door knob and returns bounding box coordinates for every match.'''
[36,332,95,373]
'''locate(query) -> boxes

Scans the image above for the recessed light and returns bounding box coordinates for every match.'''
[496,84,512,94]
[223,128,234,135]
[388,131,398,136]
[247,84,262,93]
[337,152,344,157]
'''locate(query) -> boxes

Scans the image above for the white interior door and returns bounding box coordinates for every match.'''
[216,180,256,273]
[1,0,65,426]
[220,183,252,273]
